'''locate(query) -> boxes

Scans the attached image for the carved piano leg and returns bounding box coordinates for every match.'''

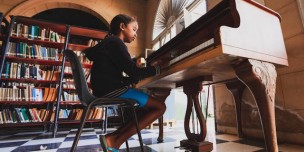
[177,77,213,152]
[233,59,278,152]
[148,88,171,143]
[225,79,246,137]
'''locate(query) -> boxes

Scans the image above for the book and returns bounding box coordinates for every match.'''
[21,108,30,122]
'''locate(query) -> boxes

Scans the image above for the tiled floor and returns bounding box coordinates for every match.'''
[0,119,303,152]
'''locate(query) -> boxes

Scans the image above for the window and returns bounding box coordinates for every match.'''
[151,0,207,53]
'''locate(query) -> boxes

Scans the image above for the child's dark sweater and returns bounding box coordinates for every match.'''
[85,36,157,97]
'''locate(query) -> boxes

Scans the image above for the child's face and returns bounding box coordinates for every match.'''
[122,21,138,43]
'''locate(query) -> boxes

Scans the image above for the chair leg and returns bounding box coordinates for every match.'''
[103,107,108,134]
[131,107,144,152]
[70,106,91,152]
[120,107,130,152]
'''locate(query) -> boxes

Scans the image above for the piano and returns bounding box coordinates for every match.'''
[136,0,287,152]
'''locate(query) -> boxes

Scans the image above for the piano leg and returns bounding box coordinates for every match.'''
[148,88,171,143]
[225,79,246,137]
[233,59,278,152]
[178,77,213,152]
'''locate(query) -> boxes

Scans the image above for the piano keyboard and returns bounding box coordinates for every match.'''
[169,38,215,66]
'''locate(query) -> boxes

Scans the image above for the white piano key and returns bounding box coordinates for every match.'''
[169,38,214,66]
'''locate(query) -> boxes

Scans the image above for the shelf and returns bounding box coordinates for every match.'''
[14,16,67,35]
[58,119,102,124]
[4,56,62,66]
[62,88,76,91]
[63,83,91,90]
[0,78,58,84]
[59,101,81,105]
[0,121,51,127]
[9,36,65,49]
[0,101,54,105]
[64,72,90,78]
[69,25,107,39]
[68,43,90,51]
[65,62,92,68]
[3,56,92,68]
[64,73,73,78]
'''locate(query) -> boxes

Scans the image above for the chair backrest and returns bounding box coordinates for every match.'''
[63,49,96,106]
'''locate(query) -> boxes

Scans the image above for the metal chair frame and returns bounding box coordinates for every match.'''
[63,49,144,152]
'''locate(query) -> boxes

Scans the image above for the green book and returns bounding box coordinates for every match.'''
[21,108,29,122]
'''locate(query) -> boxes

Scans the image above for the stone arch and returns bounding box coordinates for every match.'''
[5,0,110,28]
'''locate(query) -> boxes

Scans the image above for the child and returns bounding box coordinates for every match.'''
[85,14,166,152]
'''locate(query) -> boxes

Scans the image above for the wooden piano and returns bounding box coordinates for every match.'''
[136,0,287,152]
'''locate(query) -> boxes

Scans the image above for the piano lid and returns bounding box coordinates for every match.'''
[147,0,240,66]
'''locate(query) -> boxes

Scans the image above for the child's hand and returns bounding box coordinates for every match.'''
[136,57,146,67]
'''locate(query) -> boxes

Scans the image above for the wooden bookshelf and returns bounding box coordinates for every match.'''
[0,16,66,127]
[0,15,110,133]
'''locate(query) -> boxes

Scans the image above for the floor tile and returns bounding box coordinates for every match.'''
[22,138,65,146]
[0,120,302,152]
[215,142,264,152]
[64,134,98,142]
[0,141,27,148]
[143,137,176,145]
[12,142,61,152]
[234,138,265,148]
[57,144,102,152]
[0,147,18,152]
[216,134,242,142]
[278,143,304,152]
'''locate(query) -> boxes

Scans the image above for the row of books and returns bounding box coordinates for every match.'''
[0,107,106,124]
[2,62,41,79]
[59,107,103,120]
[107,107,119,117]
[11,23,65,43]
[87,39,100,47]
[74,50,92,65]
[0,86,57,102]
[62,91,79,101]
[62,79,76,89]
[6,42,60,60]
[0,108,51,124]
[1,62,60,81]
[57,50,92,65]
[64,66,91,80]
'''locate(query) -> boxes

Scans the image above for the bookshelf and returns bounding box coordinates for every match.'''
[0,12,7,77]
[0,12,4,72]
[0,15,112,135]
[0,15,67,127]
